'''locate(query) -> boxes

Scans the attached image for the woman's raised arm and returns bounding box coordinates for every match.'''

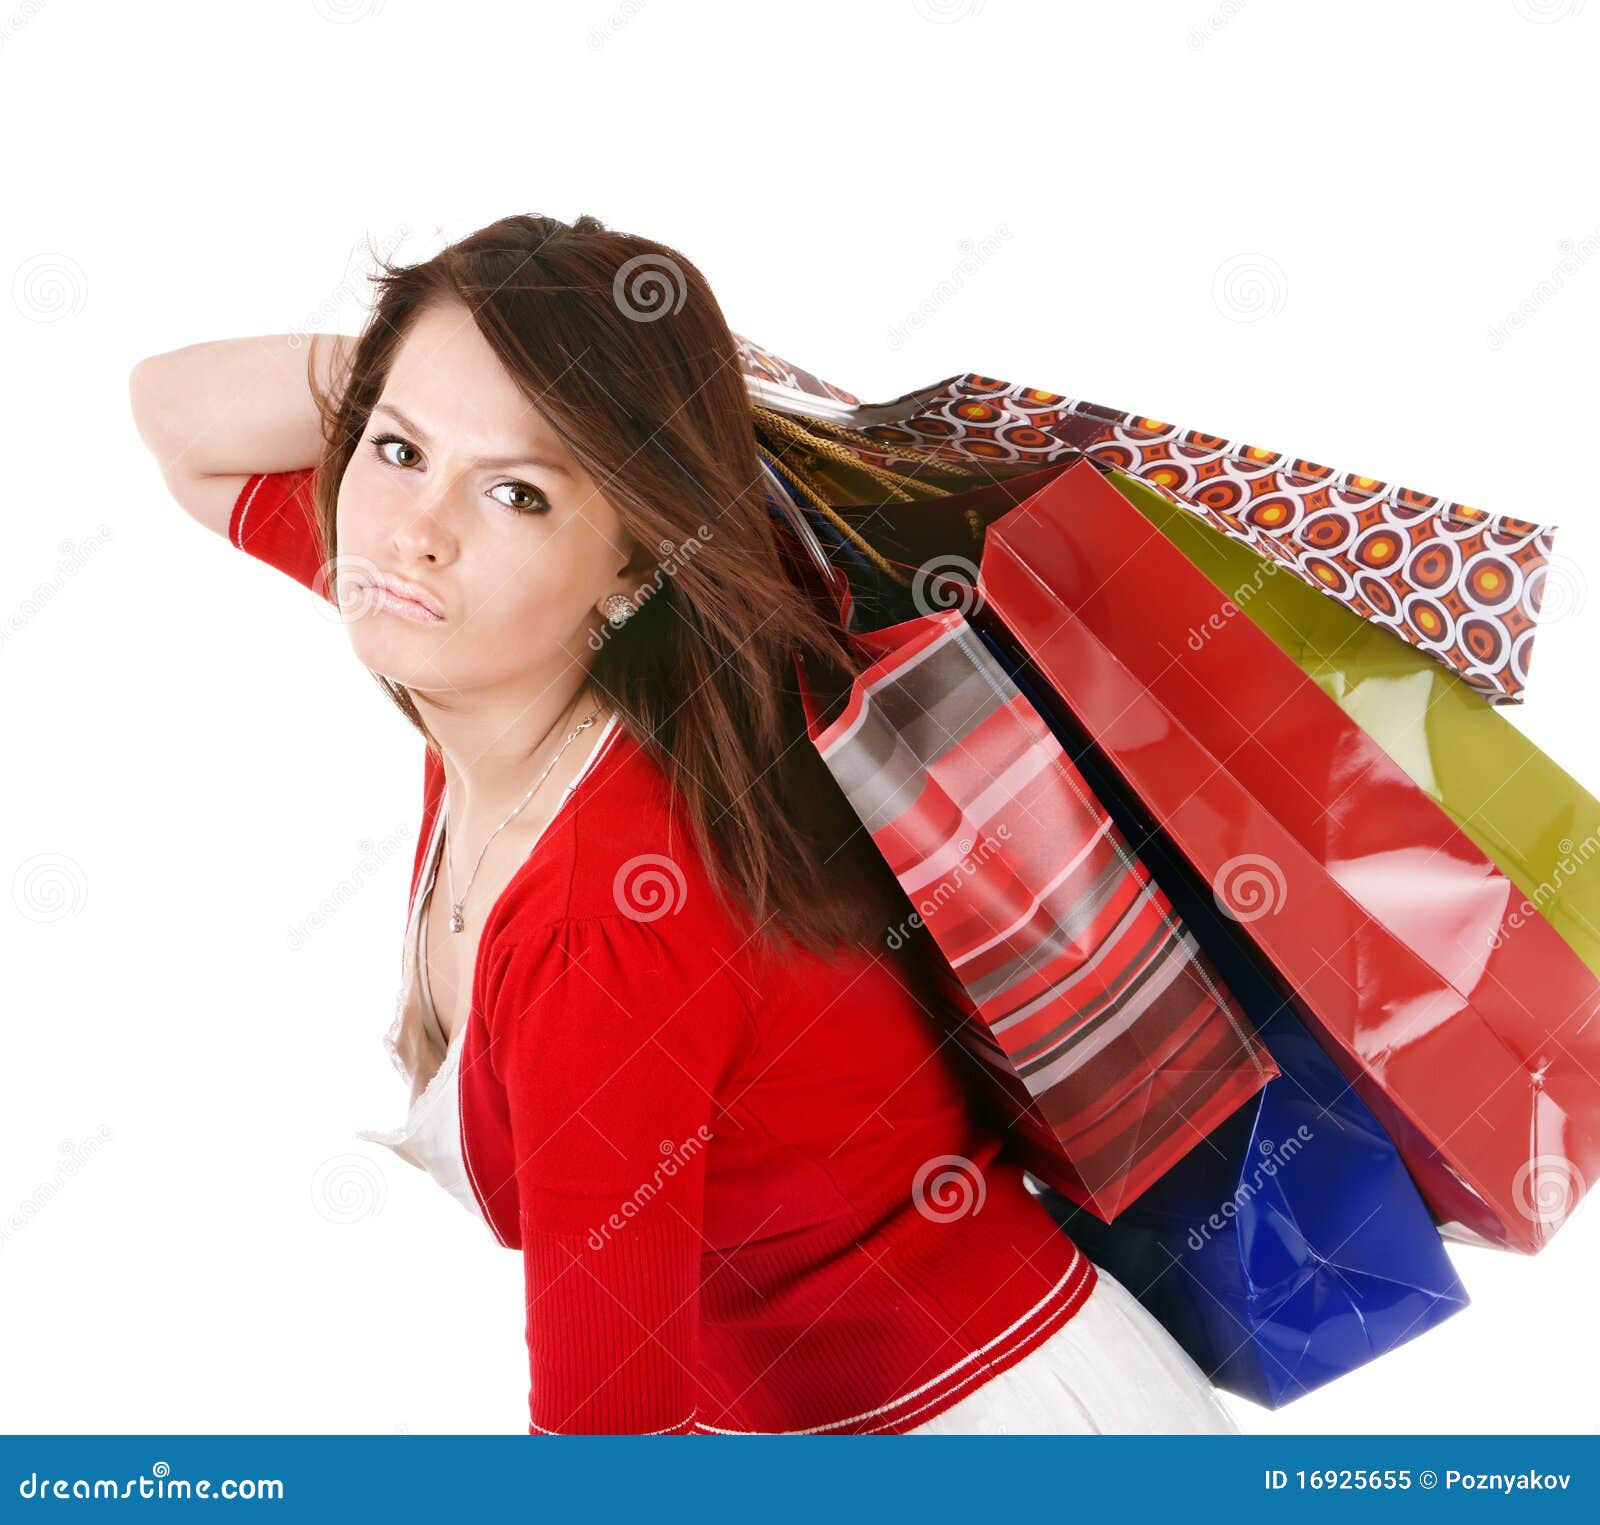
[127,332,355,539]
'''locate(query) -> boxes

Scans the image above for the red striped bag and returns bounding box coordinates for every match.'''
[799,606,1277,1221]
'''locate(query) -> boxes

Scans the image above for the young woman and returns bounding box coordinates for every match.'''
[129,212,1236,1436]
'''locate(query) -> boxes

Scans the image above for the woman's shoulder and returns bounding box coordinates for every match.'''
[487,718,760,958]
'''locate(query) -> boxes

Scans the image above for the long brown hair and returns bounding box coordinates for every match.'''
[307,212,914,963]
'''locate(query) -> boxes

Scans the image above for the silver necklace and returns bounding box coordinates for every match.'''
[440,702,603,934]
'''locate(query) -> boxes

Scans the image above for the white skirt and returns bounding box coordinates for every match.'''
[907,1262,1237,1435]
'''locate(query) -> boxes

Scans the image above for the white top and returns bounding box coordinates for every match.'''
[355,713,623,1221]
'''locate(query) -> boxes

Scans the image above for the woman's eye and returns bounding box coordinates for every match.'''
[371,433,421,468]
[488,481,550,515]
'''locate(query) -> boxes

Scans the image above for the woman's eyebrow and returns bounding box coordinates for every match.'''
[373,401,571,475]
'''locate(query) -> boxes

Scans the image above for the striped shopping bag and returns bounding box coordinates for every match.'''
[799,606,1277,1221]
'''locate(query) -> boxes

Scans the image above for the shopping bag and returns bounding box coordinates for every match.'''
[1104,471,1600,984]
[739,336,1557,704]
[972,459,1600,1252]
[978,641,1469,1405]
[794,605,1277,1222]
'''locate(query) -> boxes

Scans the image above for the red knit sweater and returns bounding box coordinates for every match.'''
[227,468,1097,1434]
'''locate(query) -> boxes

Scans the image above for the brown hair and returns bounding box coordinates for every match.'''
[307,212,914,963]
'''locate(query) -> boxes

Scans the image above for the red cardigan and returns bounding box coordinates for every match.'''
[227,469,1097,1434]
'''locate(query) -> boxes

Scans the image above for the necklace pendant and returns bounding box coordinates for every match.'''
[449,903,466,934]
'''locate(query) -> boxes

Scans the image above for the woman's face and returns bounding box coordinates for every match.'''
[335,299,638,697]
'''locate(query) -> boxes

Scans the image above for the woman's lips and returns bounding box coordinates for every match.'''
[353,574,447,624]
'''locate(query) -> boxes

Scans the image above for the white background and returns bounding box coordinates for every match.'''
[2,0,1597,1436]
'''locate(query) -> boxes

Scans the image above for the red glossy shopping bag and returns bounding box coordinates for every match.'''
[795,602,1277,1222]
[973,459,1600,1253]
